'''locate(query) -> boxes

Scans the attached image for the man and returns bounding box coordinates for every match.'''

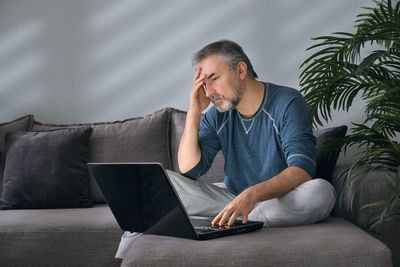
[177,40,335,227]
[116,40,335,259]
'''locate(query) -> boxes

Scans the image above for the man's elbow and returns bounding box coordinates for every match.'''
[178,157,201,174]
[178,162,191,174]
[288,166,312,186]
[296,166,312,182]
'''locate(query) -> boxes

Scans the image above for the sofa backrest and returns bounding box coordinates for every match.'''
[169,108,225,184]
[32,108,172,203]
[1,108,346,205]
[0,115,34,196]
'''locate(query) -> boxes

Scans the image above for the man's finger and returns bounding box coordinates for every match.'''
[211,208,224,226]
[228,211,239,226]
[193,67,200,81]
[193,67,203,82]
[241,213,248,224]
[196,74,206,84]
[218,208,234,226]
[211,214,221,226]
[193,77,206,93]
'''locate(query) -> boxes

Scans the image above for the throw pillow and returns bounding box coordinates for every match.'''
[0,127,93,209]
[314,125,348,181]
[0,115,34,195]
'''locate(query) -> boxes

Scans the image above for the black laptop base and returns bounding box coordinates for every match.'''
[89,162,264,240]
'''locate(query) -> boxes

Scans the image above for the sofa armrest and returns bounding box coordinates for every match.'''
[331,165,393,226]
[331,160,399,266]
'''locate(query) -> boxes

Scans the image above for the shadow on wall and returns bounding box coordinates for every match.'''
[0,0,365,125]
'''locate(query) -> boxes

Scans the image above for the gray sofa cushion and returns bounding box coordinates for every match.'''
[0,115,34,195]
[33,108,171,203]
[331,165,400,265]
[170,108,225,184]
[122,217,392,267]
[0,204,122,267]
[0,127,93,209]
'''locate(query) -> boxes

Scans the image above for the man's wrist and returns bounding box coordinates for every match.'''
[243,186,261,204]
[186,109,202,127]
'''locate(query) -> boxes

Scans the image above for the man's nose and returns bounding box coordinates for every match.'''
[203,84,213,98]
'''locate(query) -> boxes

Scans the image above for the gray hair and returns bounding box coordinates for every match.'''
[192,40,258,79]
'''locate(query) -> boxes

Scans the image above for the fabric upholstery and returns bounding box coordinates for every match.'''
[33,108,171,203]
[0,204,122,267]
[331,165,399,265]
[0,127,93,209]
[0,115,34,195]
[122,217,392,267]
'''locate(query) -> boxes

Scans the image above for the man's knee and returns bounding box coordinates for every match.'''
[297,178,336,221]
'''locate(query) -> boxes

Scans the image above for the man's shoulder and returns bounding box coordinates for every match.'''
[262,83,307,120]
[267,83,303,100]
[264,83,304,109]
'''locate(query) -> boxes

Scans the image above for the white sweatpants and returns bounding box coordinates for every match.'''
[115,170,336,258]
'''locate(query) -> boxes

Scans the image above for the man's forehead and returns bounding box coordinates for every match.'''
[197,55,228,74]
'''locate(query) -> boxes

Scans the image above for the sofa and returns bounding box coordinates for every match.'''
[0,107,397,267]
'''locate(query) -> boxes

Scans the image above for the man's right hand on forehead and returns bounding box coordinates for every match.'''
[188,67,210,114]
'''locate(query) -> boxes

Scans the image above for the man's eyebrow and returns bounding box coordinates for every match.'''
[207,73,216,79]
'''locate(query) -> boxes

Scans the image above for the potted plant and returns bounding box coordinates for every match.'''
[299,0,400,230]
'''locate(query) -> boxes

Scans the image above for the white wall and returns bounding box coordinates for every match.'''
[0,0,368,127]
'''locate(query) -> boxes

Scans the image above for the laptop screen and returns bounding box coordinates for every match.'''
[90,163,196,238]
[138,164,182,229]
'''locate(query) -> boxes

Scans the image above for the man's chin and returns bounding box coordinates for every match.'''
[214,102,235,113]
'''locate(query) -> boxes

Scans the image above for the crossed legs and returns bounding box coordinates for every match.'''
[167,170,336,227]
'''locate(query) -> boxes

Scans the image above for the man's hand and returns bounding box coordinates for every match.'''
[189,67,210,114]
[211,187,258,226]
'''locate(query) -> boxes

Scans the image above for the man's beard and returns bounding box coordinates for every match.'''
[212,80,243,112]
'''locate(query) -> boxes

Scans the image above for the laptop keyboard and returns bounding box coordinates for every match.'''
[192,219,214,231]
[192,218,243,232]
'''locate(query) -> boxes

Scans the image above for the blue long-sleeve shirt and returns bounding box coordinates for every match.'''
[183,82,316,195]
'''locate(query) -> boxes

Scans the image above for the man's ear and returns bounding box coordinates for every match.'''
[237,62,248,80]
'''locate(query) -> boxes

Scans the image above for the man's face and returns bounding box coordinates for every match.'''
[197,55,243,112]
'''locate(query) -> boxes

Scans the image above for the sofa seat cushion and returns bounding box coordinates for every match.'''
[0,204,123,267]
[122,217,392,267]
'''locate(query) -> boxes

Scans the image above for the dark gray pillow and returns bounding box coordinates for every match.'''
[314,125,348,181]
[0,115,34,195]
[0,127,93,209]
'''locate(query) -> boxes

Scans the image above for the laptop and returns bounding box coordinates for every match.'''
[88,162,264,240]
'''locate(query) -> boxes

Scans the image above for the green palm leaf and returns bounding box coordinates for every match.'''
[300,0,400,230]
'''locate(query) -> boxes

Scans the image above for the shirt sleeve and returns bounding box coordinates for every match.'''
[181,110,221,180]
[279,92,316,177]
